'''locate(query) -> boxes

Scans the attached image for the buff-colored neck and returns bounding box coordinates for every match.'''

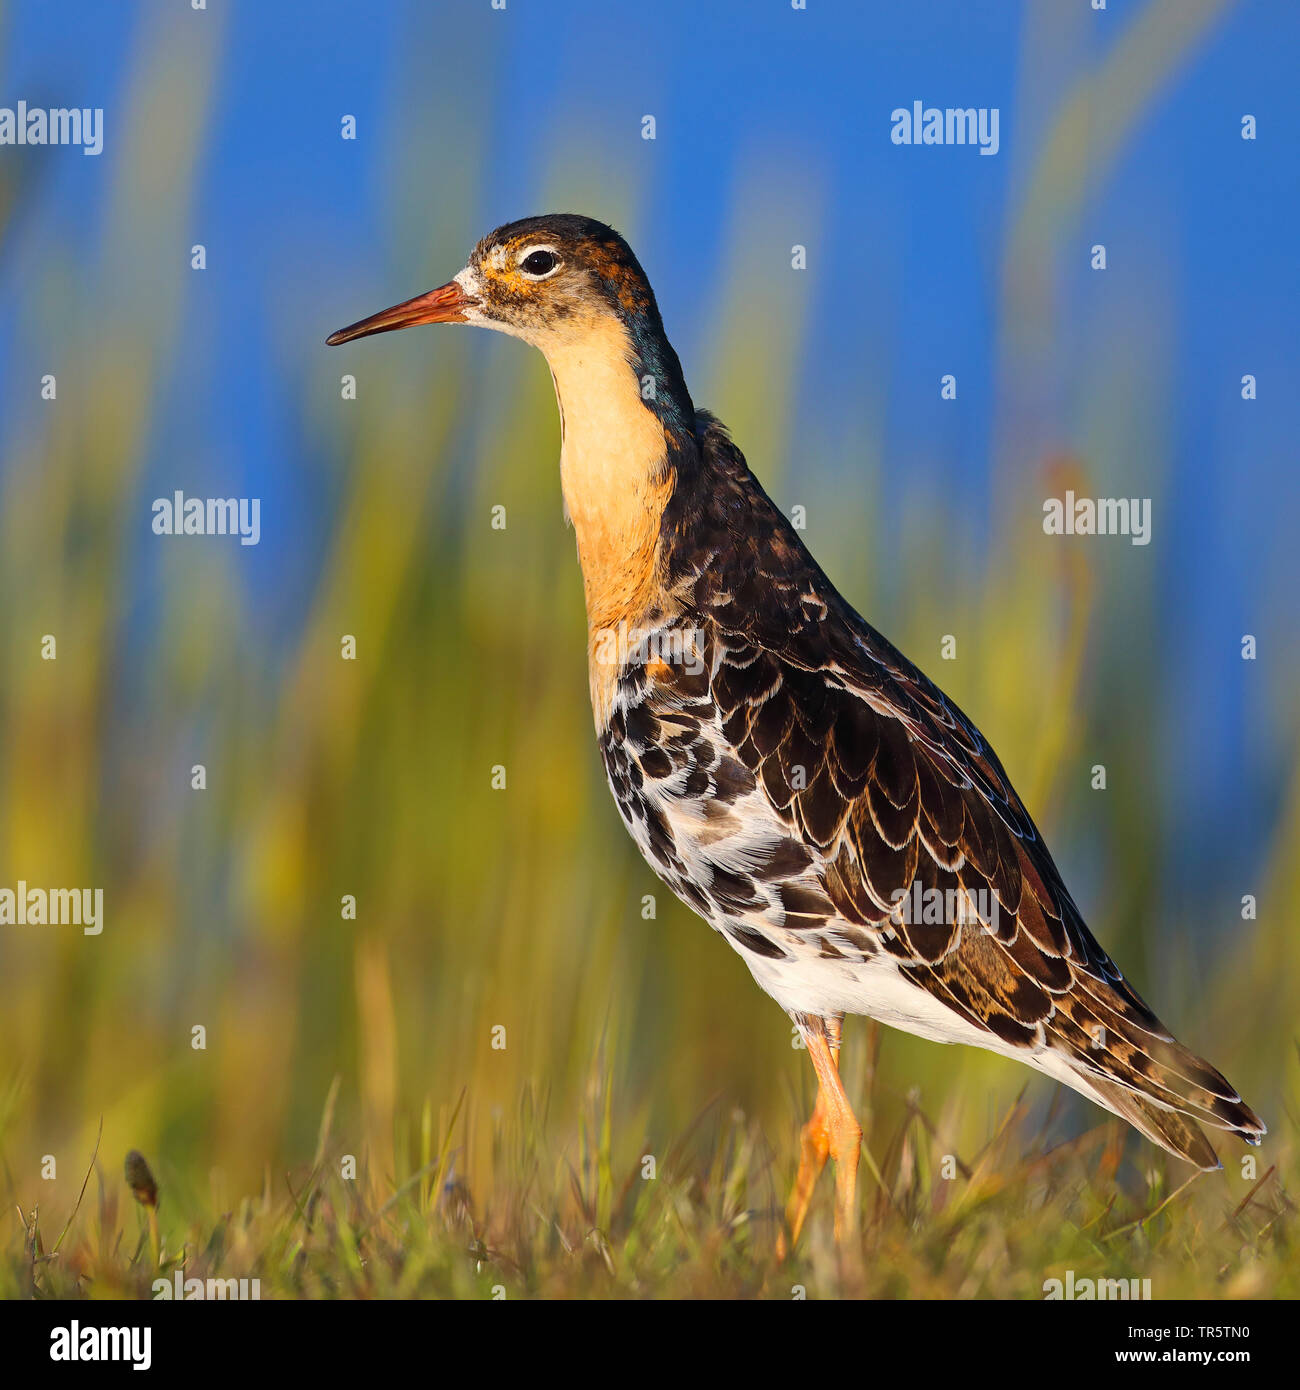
[537,313,677,728]
[542,314,674,637]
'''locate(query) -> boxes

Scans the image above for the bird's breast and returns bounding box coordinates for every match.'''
[594,618,854,969]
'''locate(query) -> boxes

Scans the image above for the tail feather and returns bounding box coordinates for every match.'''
[1040,979,1266,1166]
[1057,1029,1267,1169]
[1083,1073,1225,1170]
[1050,996,1251,1129]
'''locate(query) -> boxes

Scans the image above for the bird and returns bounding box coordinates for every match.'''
[327,213,1265,1247]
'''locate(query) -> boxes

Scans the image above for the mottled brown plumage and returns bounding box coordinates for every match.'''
[609,413,1262,1171]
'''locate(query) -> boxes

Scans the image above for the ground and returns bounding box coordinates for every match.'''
[6,1082,1293,1301]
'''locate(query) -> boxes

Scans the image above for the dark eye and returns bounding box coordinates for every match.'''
[520,249,559,277]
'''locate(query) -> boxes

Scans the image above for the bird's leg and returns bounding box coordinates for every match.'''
[779,1066,832,1256]
[780,1014,859,1252]
[804,1014,861,1242]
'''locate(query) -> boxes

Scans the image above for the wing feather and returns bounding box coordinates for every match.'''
[668,415,1265,1162]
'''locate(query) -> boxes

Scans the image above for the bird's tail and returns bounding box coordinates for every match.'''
[1080,1073,1226,1170]
[1048,1004,1266,1170]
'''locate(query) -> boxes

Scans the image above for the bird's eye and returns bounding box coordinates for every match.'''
[520,249,560,278]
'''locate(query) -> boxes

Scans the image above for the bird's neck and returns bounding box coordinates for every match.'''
[543,315,679,640]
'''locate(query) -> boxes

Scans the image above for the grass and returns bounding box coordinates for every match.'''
[7,1052,1295,1300]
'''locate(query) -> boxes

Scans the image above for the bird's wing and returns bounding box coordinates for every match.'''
[680,419,1262,1156]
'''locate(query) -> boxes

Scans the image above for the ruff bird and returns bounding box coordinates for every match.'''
[327,214,1265,1246]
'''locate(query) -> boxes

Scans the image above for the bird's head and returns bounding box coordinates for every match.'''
[327,213,694,427]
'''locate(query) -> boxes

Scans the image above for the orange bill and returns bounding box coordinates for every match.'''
[326,281,475,345]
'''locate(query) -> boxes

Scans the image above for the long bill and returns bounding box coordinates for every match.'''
[325,281,476,345]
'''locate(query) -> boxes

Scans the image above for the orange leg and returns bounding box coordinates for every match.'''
[779,1014,860,1253]
[779,1071,832,1257]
